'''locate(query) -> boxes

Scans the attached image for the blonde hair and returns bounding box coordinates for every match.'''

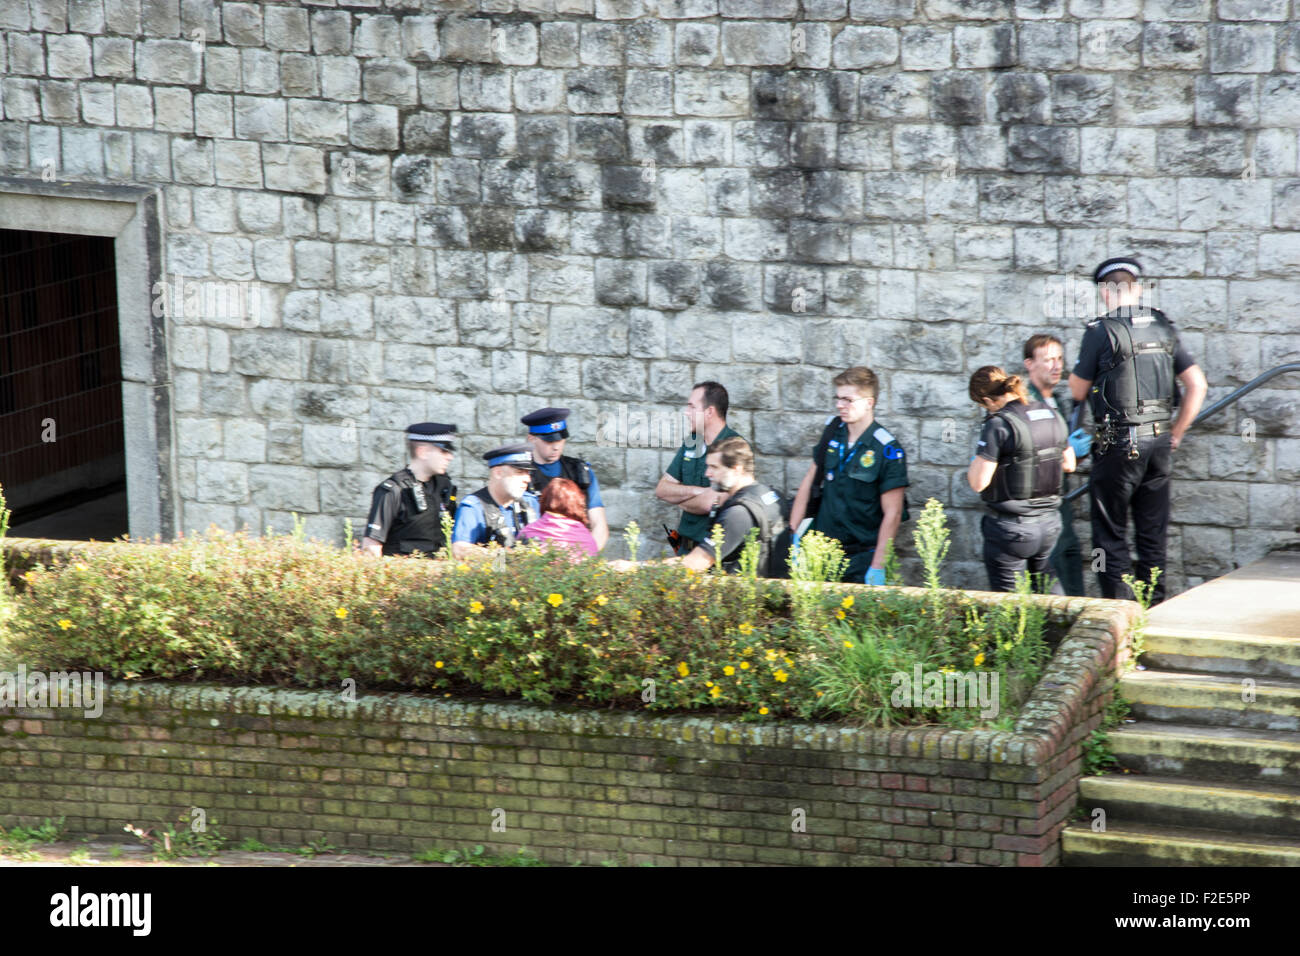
[969,366,1029,405]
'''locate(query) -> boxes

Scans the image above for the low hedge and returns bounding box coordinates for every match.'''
[2,528,1060,726]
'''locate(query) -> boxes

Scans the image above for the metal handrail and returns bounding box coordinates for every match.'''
[1064,363,1300,503]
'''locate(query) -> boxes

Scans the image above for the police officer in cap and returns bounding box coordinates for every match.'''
[361,423,458,557]
[1068,256,1208,604]
[967,367,1077,592]
[451,444,540,560]
[611,437,784,575]
[520,407,609,551]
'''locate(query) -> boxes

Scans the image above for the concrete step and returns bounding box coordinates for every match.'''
[1079,774,1300,838]
[1110,722,1300,783]
[1142,628,1300,680]
[1120,669,1300,731]
[1062,822,1300,866]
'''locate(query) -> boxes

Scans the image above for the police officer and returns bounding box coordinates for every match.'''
[655,382,743,555]
[361,423,458,557]
[1068,256,1208,604]
[967,366,1077,592]
[520,407,609,551]
[451,444,540,560]
[1022,334,1092,595]
[612,437,784,575]
[789,366,910,584]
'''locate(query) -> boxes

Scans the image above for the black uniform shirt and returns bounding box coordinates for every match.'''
[365,469,455,556]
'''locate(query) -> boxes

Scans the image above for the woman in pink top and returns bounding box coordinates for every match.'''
[517,477,598,559]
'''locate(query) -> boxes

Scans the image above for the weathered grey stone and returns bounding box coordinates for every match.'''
[676,68,750,116]
[1177,179,1270,232]
[595,258,648,305]
[1116,74,1194,125]
[1079,20,1141,71]
[858,72,928,120]
[1210,24,1275,74]
[665,309,731,361]
[952,23,1015,69]
[648,260,701,310]
[1156,128,1245,177]
[1080,127,1156,176]
[320,56,362,102]
[765,265,825,314]
[1044,176,1125,226]
[978,174,1043,223]
[1019,22,1076,70]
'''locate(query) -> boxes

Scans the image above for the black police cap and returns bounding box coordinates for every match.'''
[1093,257,1142,284]
[407,422,456,449]
[520,406,571,442]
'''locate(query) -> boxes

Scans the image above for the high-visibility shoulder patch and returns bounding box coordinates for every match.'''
[1026,408,1056,421]
[873,426,895,445]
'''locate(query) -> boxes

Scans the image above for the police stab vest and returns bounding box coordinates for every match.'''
[1090,308,1178,426]
[471,488,538,548]
[530,456,592,498]
[716,483,785,578]
[981,400,1067,504]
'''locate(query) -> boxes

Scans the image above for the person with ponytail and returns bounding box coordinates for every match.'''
[967,366,1077,593]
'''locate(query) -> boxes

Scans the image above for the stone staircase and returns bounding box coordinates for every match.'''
[1061,553,1300,866]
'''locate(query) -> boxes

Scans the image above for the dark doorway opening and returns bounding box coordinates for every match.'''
[0,228,128,540]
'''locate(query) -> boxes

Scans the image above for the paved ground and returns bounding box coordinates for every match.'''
[1149,550,1300,640]
[0,841,441,867]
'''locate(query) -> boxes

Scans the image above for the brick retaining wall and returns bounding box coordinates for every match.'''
[0,594,1137,865]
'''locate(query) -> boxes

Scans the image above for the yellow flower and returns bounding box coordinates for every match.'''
[709,686,721,698]
[57,619,73,630]
[835,609,846,620]
[765,649,777,661]
[456,563,471,572]
[469,600,484,614]
[940,666,956,674]
[334,608,348,619]
[843,641,854,649]
[435,661,445,669]
[677,661,689,677]
[740,662,750,670]
[974,652,986,667]
[783,657,793,665]
[742,646,753,656]
[815,690,824,697]
[738,623,754,635]
[841,596,854,609]
[774,669,788,683]
[74,563,87,571]
[705,681,713,687]
[594,595,608,606]
[723,665,735,676]
[758,706,769,715]
[547,593,563,607]
[510,599,520,607]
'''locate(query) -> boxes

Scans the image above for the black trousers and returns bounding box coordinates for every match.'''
[981,512,1062,593]
[1089,432,1172,604]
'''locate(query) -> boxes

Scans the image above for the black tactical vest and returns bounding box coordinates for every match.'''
[715,483,785,577]
[529,456,592,498]
[981,401,1067,504]
[385,471,456,555]
[1090,308,1178,426]
[470,488,538,548]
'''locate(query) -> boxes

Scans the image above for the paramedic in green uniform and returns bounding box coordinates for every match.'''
[654,381,743,555]
[789,366,910,584]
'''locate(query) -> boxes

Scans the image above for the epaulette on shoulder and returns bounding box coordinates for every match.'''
[873,425,897,446]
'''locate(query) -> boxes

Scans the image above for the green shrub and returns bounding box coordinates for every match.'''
[6,526,1055,726]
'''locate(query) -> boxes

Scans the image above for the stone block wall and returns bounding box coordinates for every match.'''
[0,593,1137,866]
[0,0,1297,589]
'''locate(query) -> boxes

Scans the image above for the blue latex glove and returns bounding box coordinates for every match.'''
[1068,428,1092,458]
[865,567,886,587]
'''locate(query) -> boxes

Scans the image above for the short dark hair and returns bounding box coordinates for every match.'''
[708,436,754,475]
[1022,334,1064,361]
[692,381,729,420]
